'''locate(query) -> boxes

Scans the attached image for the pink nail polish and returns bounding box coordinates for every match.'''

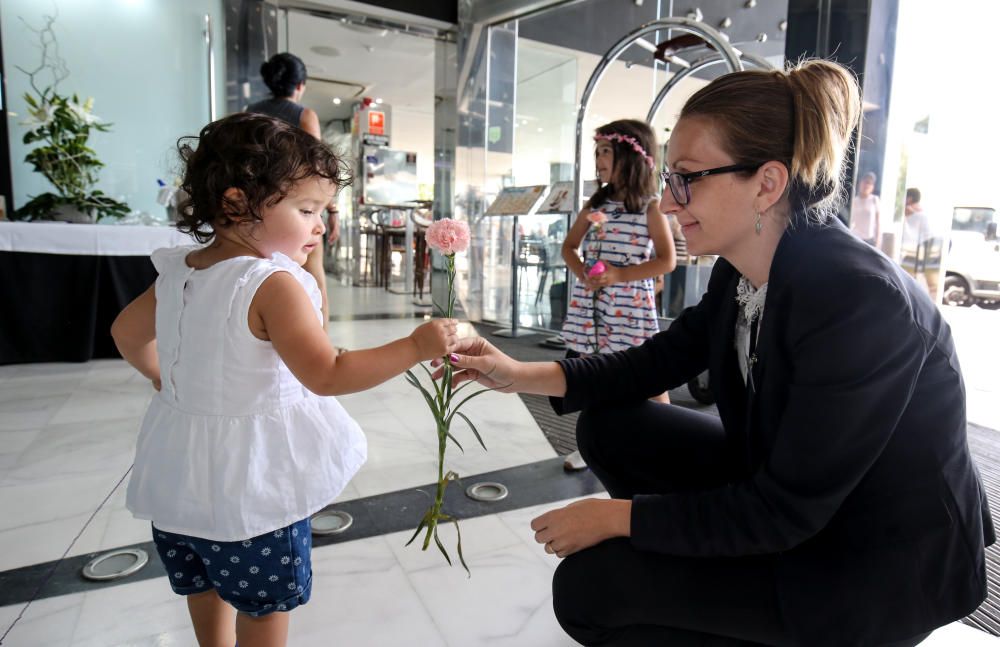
[449,354,460,363]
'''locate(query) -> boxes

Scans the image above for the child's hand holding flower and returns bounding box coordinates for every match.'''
[409,318,459,361]
[586,260,607,277]
[591,264,623,287]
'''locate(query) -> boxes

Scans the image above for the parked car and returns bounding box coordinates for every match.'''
[943,210,1000,309]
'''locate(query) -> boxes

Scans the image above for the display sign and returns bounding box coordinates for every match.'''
[368,110,385,135]
[537,180,600,214]
[484,185,549,216]
[362,133,389,147]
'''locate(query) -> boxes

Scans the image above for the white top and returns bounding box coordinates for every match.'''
[126,245,367,541]
[0,221,192,256]
[849,194,880,241]
[902,209,932,251]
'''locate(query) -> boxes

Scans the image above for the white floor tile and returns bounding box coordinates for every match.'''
[3,284,992,647]
[924,622,1000,645]
[0,593,82,647]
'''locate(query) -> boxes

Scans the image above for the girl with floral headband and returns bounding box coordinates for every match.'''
[558,119,677,469]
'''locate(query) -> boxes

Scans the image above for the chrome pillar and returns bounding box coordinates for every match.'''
[572,18,742,217]
[645,52,774,124]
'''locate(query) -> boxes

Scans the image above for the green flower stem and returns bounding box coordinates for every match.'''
[406,252,472,573]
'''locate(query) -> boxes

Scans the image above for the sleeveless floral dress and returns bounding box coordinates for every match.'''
[561,199,659,353]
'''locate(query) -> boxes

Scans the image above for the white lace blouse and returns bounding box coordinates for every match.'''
[735,276,767,385]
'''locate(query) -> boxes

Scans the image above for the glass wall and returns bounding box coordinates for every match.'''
[2,0,225,218]
[853,0,1000,307]
[456,0,788,330]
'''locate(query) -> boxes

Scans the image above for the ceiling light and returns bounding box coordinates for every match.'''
[332,98,342,105]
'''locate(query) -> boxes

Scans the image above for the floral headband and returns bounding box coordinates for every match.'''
[594,132,655,170]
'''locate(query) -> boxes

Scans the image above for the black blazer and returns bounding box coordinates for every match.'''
[556,214,994,646]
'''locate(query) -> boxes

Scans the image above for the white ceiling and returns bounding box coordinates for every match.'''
[285,10,435,123]
[282,9,754,191]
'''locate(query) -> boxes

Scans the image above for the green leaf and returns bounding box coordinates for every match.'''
[455,411,487,451]
[405,513,430,546]
[433,527,452,566]
[416,361,443,401]
[453,517,471,576]
[445,429,464,453]
[444,364,454,410]
[445,386,501,427]
[448,379,477,400]
[404,370,441,418]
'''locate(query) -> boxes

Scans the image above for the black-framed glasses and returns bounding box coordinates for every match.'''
[659,163,763,206]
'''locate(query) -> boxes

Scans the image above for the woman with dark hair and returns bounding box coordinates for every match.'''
[248,53,339,327]
[441,59,993,646]
[248,53,321,138]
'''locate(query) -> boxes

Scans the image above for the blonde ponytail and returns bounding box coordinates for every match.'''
[786,60,862,210]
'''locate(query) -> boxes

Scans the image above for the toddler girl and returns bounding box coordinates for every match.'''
[112,113,456,647]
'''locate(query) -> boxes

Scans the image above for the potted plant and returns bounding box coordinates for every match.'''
[11,13,129,222]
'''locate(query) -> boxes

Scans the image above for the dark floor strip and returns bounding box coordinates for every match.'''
[0,457,603,607]
[328,311,429,322]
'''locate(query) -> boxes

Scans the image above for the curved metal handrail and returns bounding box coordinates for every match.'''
[646,52,774,125]
[572,18,741,216]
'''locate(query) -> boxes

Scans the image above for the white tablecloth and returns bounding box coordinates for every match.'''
[0,221,194,256]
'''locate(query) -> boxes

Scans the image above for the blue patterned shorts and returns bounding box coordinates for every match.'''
[151,519,312,616]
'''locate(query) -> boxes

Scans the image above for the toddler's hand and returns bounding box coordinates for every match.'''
[410,318,459,361]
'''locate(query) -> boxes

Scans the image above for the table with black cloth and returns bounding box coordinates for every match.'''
[0,221,192,365]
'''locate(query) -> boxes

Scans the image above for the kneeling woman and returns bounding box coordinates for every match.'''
[443,59,993,647]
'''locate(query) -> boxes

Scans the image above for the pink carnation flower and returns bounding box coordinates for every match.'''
[425,218,471,255]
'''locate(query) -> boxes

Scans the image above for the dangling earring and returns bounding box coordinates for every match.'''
[754,211,763,235]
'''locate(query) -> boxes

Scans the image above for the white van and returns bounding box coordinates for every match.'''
[943,207,1000,309]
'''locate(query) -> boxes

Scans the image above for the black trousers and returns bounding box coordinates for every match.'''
[554,402,931,647]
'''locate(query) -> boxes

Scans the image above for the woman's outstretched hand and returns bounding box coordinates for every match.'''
[431,336,520,392]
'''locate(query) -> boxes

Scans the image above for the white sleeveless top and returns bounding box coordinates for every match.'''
[125,245,367,541]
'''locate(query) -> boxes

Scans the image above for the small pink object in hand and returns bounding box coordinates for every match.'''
[587,260,607,277]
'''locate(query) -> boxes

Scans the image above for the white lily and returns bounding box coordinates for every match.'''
[20,101,55,128]
[67,98,101,125]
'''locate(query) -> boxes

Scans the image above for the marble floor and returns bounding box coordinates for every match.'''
[0,283,995,646]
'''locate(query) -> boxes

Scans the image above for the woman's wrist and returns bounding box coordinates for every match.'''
[610,499,632,537]
[517,360,567,397]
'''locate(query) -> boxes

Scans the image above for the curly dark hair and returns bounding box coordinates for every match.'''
[589,119,659,214]
[175,113,352,243]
